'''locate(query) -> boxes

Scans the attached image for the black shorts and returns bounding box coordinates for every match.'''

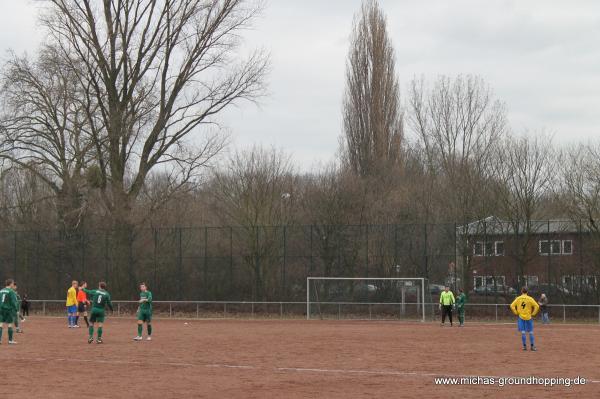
[77,303,87,313]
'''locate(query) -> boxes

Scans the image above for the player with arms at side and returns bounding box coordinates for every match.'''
[83,282,113,344]
[66,280,79,328]
[510,287,540,351]
[0,279,19,344]
[133,282,153,341]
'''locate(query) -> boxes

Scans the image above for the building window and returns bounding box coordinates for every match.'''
[474,275,506,288]
[562,275,597,291]
[540,240,571,255]
[562,240,573,255]
[473,241,504,256]
[474,242,484,256]
[485,242,494,256]
[473,276,508,294]
[519,275,538,287]
[495,241,505,256]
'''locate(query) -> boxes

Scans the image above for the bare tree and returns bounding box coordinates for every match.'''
[212,147,296,300]
[301,163,368,278]
[490,132,556,284]
[560,142,600,226]
[0,47,93,230]
[408,74,507,290]
[342,0,403,177]
[408,75,506,220]
[560,142,600,301]
[0,166,56,228]
[41,0,268,229]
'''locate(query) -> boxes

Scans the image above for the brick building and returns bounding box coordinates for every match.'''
[461,217,599,294]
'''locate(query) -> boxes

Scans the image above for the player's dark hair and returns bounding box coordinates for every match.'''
[99,281,107,289]
[140,282,147,288]
[521,287,528,294]
[5,278,14,287]
[459,288,463,293]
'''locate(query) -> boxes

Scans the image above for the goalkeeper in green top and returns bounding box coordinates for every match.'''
[133,282,153,341]
[456,288,467,327]
[82,282,113,344]
[439,286,455,327]
[0,279,19,344]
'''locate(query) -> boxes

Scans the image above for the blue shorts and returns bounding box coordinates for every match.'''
[67,305,77,314]
[517,318,534,333]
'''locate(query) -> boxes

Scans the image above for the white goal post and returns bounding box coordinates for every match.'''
[306,277,427,322]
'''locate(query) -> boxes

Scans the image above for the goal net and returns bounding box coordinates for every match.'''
[306,277,430,322]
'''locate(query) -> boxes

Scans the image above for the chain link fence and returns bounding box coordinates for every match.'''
[1,222,599,303]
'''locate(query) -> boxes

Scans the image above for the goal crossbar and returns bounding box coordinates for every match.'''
[306,277,427,322]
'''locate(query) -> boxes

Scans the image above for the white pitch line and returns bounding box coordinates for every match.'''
[12,357,599,384]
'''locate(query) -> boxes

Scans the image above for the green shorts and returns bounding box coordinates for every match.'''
[89,308,105,323]
[137,310,152,322]
[0,308,14,324]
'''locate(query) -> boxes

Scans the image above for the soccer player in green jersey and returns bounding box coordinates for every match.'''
[0,279,19,344]
[82,282,113,344]
[133,282,153,342]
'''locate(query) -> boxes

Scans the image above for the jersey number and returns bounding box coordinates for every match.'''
[97,295,103,304]
[521,302,526,309]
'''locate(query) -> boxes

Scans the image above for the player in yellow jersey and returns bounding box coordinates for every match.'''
[510,287,540,351]
[66,280,79,328]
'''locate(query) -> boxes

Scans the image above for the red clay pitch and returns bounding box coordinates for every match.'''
[1,318,598,398]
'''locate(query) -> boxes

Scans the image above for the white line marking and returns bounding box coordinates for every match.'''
[12,357,599,384]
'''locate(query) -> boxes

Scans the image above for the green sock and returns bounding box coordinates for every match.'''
[98,327,103,339]
[89,326,94,338]
[0,327,3,341]
[8,328,13,341]
[147,324,152,336]
[137,324,143,336]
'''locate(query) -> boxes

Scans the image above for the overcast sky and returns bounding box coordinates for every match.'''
[2,0,600,169]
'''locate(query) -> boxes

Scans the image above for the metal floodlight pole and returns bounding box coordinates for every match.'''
[422,278,426,323]
[306,278,310,320]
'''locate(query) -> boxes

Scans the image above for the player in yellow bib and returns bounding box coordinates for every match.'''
[510,287,540,351]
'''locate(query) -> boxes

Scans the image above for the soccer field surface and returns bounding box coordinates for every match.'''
[1,318,599,398]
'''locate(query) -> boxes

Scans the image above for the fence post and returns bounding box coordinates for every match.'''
[251,302,254,318]
[196,303,199,319]
[338,304,341,319]
[117,303,120,317]
[563,305,566,323]
[43,300,46,316]
[280,302,283,319]
[282,226,287,299]
[169,303,172,318]
[369,304,372,320]
[224,303,227,316]
[495,304,498,322]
